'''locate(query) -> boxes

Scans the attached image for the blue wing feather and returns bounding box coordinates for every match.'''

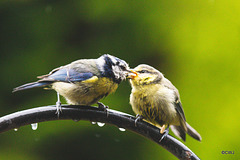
[13,68,94,92]
[47,68,94,82]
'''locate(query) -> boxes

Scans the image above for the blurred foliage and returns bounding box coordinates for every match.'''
[0,0,240,160]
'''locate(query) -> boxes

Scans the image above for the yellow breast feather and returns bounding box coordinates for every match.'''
[82,76,99,83]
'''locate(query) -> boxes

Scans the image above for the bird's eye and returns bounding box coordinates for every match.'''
[120,65,126,70]
[138,70,149,73]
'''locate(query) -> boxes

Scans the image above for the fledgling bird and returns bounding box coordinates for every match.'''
[13,54,134,115]
[128,64,202,141]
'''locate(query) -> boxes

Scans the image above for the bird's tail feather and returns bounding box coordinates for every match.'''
[170,123,202,141]
[186,122,202,141]
[13,81,51,92]
[170,125,186,141]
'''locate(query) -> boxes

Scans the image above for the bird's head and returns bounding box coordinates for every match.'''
[128,64,163,86]
[97,54,137,83]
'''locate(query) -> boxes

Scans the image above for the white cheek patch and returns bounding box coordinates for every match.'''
[112,65,121,79]
[112,65,128,81]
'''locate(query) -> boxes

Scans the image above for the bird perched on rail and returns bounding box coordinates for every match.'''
[13,54,135,116]
[128,64,201,141]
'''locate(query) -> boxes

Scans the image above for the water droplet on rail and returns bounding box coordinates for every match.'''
[73,119,80,122]
[97,122,105,127]
[95,134,101,138]
[14,128,18,131]
[119,128,126,132]
[31,123,38,130]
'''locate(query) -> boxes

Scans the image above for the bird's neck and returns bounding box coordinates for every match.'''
[131,83,159,94]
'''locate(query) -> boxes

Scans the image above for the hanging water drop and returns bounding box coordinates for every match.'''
[91,122,96,125]
[73,119,80,122]
[31,123,38,130]
[95,134,101,138]
[14,128,18,131]
[97,122,105,127]
[119,128,126,132]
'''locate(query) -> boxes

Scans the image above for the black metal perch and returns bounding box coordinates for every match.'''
[0,105,200,160]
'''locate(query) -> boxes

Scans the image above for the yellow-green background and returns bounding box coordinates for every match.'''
[0,0,239,159]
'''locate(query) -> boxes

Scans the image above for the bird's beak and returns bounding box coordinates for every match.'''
[126,69,138,79]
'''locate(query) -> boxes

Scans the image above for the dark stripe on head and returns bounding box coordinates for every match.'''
[101,55,121,83]
[137,70,159,75]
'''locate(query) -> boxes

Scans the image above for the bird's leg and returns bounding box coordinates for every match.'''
[55,92,62,117]
[159,124,169,142]
[97,102,109,117]
[135,114,144,127]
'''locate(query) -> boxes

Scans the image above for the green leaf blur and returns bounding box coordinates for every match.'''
[0,0,239,160]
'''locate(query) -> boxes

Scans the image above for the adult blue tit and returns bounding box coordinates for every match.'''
[13,54,134,115]
[128,64,202,142]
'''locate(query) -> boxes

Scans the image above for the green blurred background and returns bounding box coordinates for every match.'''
[0,0,239,159]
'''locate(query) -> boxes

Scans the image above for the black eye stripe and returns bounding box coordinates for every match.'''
[137,70,159,74]
[120,65,125,69]
[137,70,150,73]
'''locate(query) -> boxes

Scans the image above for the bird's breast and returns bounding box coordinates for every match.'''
[52,77,118,105]
[130,84,177,126]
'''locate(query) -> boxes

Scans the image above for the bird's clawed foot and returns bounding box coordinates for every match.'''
[135,114,144,127]
[55,101,62,117]
[159,125,169,142]
[97,102,109,110]
[55,92,62,117]
[97,102,109,117]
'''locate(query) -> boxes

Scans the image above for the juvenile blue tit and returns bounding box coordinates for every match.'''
[13,54,134,115]
[128,64,202,141]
